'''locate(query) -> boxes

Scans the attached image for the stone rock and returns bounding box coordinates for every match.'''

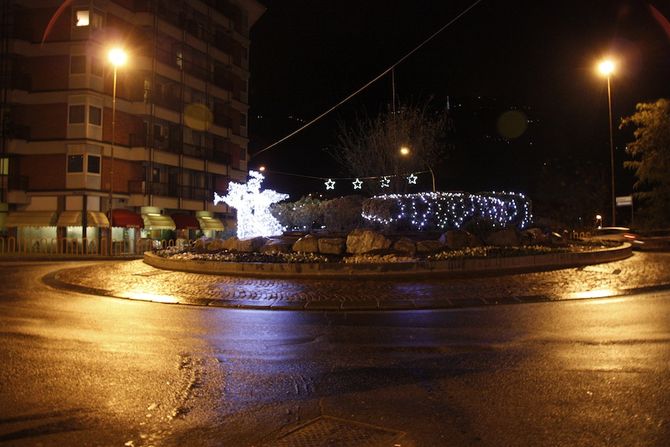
[485,228,520,247]
[392,237,417,256]
[346,229,391,254]
[292,234,319,253]
[416,240,443,253]
[222,236,239,251]
[439,230,480,249]
[236,236,267,252]
[318,237,345,255]
[206,238,227,251]
[261,239,293,254]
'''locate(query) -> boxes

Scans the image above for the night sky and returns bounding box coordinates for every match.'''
[248,0,670,204]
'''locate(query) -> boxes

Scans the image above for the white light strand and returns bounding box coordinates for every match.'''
[361,191,532,230]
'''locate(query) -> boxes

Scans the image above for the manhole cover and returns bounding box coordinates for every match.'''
[266,416,404,447]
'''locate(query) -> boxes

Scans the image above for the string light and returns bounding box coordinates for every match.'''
[380,177,391,188]
[407,173,418,184]
[325,178,335,190]
[214,170,289,239]
[361,191,532,230]
[352,178,363,189]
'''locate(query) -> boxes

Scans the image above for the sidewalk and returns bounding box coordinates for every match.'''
[43,251,670,311]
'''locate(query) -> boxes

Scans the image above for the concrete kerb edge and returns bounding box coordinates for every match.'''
[142,243,634,279]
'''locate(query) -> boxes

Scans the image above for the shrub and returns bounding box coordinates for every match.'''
[361,191,532,232]
[321,195,365,232]
[272,196,323,231]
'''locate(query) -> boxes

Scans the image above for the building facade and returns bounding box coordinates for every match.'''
[0,0,264,253]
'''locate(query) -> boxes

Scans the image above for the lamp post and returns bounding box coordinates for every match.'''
[399,146,436,192]
[597,58,616,226]
[107,47,127,255]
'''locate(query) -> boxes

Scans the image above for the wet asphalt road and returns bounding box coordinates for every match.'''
[0,258,669,446]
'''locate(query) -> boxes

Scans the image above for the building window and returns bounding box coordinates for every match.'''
[74,10,89,27]
[91,57,103,76]
[88,106,102,125]
[87,155,100,174]
[74,9,103,28]
[90,10,104,29]
[68,105,85,124]
[0,157,8,175]
[67,155,84,173]
[70,55,86,74]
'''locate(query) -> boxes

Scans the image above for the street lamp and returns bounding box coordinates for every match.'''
[108,47,127,255]
[399,146,436,192]
[597,58,616,226]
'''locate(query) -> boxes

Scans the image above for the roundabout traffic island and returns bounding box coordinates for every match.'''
[144,228,633,279]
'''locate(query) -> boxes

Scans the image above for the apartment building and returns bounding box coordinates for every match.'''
[0,0,264,253]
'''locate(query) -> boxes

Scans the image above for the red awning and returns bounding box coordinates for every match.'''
[171,214,200,230]
[110,209,144,228]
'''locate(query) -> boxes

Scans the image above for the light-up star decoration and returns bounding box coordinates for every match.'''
[214,170,288,239]
[325,178,335,190]
[352,178,363,190]
[380,177,391,188]
[407,173,418,184]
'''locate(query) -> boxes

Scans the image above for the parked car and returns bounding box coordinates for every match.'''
[581,227,645,249]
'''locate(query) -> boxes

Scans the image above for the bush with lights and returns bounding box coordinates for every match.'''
[361,191,532,232]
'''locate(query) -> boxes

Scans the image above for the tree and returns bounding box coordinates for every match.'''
[331,100,451,193]
[620,98,670,228]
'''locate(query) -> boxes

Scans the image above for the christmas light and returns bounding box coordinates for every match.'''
[407,173,418,184]
[380,177,391,188]
[361,191,532,231]
[325,178,335,190]
[352,178,363,189]
[214,170,289,239]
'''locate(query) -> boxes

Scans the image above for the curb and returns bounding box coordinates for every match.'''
[142,244,633,279]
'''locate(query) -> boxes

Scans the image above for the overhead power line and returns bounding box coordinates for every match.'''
[251,0,485,159]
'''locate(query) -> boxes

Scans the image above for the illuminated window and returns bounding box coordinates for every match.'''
[70,55,86,74]
[67,155,84,173]
[68,105,85,124]
[75,10,89,27]
[0,157,8,175]
[87,155,100,174]
[88,106,101,126]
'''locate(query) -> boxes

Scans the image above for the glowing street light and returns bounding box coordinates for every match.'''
[399,146,435,192]
[596,57,617,226]
[107,47,127,255]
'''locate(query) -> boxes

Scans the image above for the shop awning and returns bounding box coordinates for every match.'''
[56,211,110,228]
[197,216,225,231]
[5,211,57,227]
[171,214,200,230]
[111,209,144,228]
[87,211,110,227]
[142,213,176,230]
